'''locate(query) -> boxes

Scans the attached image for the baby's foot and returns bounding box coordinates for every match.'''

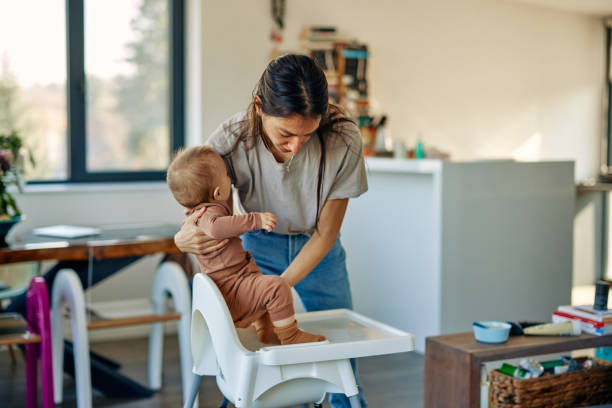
[274,320,326,345]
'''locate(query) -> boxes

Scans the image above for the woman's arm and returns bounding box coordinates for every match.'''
[280,198,348,287]
[174,208,229,255]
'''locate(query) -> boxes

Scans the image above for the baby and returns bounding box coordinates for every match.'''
[167,146,325,345]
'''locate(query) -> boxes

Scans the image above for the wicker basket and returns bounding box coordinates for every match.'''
[488,357,612,408]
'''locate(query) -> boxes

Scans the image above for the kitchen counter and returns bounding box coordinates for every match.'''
[364,157,442,174]
[341,159,575,352]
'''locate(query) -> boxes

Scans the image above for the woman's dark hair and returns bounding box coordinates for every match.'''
[227,54,353,229]
[257,53,329,117]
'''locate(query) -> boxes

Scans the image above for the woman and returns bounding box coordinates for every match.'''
[175,53,368,407]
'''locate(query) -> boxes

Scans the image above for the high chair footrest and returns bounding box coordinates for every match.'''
[258,309,414,365]
[87,313,181,330]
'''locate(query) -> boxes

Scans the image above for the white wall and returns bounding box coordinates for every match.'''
[278,0,604,182]
[199,0,605,182]
[200,0,272,140]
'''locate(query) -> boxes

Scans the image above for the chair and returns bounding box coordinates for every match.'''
[51,259,193,407]
[25,277,55,408]
[0,276,54,408]
[185,273,415,408]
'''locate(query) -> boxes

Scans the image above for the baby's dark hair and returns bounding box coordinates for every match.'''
[167,146,225,208]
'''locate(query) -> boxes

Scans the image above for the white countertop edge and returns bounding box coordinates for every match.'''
[365,157,574,174]
[365,157,443,174]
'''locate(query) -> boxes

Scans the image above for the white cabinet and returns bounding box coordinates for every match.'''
[341,158,575,352]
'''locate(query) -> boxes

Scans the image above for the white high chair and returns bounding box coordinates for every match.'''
[185,273,415,408]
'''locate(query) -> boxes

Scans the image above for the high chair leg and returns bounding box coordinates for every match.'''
[348,395,362,408]
[183,373,202,408]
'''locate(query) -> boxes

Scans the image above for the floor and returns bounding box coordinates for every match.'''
[0,335,424,407]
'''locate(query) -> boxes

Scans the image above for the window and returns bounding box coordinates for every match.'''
[0,1,68,180]
[0,0,184,183]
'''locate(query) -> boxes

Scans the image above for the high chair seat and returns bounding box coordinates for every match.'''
[186,273,415,408]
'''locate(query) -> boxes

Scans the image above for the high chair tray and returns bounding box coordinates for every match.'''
[239,308,414,366]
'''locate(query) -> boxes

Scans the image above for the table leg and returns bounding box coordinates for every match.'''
[51,268,92,408]
[469,357,482,408]
[425,338,474,408]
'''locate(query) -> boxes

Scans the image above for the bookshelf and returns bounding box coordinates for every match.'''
[301,26,377,154]
[301,27,370,118]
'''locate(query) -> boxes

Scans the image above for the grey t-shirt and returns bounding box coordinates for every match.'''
[206,112,368,235]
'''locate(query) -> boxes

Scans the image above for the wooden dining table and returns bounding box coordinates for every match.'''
[0,223,192,407]
[0,223,181,265]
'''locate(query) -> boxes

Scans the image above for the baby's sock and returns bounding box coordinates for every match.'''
[253,314,280,345]
[273,320,326,345]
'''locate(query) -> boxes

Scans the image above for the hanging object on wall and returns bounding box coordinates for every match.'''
[271,0,285,29]
[270,0,286,59]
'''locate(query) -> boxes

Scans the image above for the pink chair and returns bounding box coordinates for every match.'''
[25,276,54,408]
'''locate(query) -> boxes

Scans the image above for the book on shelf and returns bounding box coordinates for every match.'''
[552,313,612,336]
[557,305,612,324]
[306,26,337,39]
[303,41,335,50]
[573,304,612,316]
[300,26,337,49]
[552,311,606,328]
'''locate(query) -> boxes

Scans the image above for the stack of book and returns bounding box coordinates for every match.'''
[301,26,337,44]
[552,305,612,336]
[300,26,337,52]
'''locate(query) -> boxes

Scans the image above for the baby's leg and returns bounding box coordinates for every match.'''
[240,268,325,344]
[253,313,280,345]
[261,277,325,344]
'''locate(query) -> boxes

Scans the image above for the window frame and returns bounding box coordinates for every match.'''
[31,0,184,184]
[599,25,610,281]
[607,25,611,173]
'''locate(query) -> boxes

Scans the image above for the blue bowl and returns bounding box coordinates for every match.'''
[473,321,511,344]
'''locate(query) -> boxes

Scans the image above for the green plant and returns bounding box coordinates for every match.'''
[0,130,33,219]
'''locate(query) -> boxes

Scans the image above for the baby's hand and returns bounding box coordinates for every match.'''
[258,212,277,232]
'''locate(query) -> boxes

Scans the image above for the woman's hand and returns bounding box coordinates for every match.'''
[280,198,348,287]
[174,208,229,255]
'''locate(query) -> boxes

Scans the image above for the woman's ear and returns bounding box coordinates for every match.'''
[254,95,263,116]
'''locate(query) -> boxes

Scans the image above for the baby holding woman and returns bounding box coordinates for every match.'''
[167,146,325,345]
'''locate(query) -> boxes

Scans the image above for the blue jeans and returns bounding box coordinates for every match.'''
[242,230,368,408]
